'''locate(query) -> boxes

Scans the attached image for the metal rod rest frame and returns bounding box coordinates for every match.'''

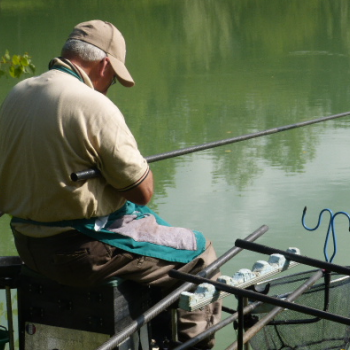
[226,269,325,350]
[71,111,350,181]
[237,296,244,350]
[168,270,350,327]
[172,302,263,350]
[235,239,350,276]
[175,270,326,350]
[5,285,15,350]
[94,225,269,350]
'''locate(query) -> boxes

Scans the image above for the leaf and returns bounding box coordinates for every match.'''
[4,50,10,61]
[29,64,36,74]
[8,65,16,78]
[14,66,23,78]
[11,55,20,66]
[1,50,35,79]
[20,56,29,67]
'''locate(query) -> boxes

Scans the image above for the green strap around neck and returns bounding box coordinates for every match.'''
[51,65,83,82]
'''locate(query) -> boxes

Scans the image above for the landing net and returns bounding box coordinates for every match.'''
[248,269,350,350]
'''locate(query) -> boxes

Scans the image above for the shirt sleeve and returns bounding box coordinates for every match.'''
[86,99,149,191]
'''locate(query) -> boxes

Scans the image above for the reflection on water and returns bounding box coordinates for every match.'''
[1,1,350,348]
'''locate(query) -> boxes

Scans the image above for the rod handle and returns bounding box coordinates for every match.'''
[70,168,100,182]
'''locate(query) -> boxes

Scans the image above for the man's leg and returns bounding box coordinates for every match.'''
[13,229,221,348]
[108,240,222,349]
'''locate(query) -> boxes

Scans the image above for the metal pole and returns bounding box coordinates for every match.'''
[174,270,326,350]
[94,225,269,350]
[225,269,324,350]
[168,270,350,326]
[5,285,15,350]
[237,296,244,350]
[172,301,263,350]
[71,111,350,181]
[243,297,250,350]
[235,239,350,276]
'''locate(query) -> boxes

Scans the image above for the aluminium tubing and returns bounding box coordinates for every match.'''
[5,286,15,350]
[235,239,350,276]
[226,269,325,350]
[168,270,350,326]
[174,269,325,350]
[94,225,269,350]
[172,301,263,350]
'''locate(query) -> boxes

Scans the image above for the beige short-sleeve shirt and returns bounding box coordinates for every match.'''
[0,68,149,225]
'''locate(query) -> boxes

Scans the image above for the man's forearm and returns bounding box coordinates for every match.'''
[121,169,154,205]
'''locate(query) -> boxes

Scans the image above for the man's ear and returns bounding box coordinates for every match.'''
[100,57,111,78]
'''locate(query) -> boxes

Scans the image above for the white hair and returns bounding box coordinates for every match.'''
[61,39,106,61]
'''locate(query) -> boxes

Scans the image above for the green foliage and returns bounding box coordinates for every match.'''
[0,50,35,79]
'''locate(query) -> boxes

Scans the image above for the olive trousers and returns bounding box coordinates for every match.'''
[13,229,222,349]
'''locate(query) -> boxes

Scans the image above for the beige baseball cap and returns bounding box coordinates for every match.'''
[68,20,135,87]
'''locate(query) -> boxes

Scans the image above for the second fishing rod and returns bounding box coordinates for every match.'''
[71,111,350,182]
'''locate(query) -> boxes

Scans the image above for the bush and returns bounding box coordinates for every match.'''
[0,50,35,79]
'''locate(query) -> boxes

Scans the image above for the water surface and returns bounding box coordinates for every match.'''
[1,1,350,348]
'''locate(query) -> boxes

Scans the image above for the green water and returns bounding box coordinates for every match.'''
[1,1,350,348]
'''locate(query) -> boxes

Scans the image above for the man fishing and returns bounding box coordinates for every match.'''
[0,20,221,349]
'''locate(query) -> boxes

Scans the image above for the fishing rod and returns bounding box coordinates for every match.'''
[71,111,350,181]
